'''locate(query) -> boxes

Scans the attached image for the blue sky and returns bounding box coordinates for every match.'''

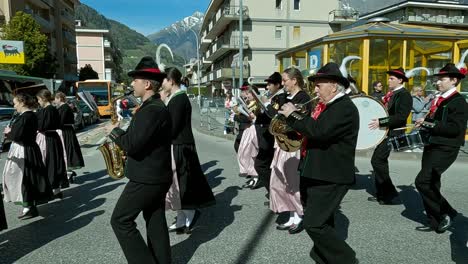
[80,0,211,36]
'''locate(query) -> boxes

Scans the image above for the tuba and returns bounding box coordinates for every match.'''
[98,92,134,180]
[269,96,318,152]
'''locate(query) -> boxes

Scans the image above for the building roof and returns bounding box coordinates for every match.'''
[277,22,468,56]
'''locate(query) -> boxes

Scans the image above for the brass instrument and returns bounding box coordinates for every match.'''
[247,100,260,116]
[98,91,135,180]
[269,96,319,152]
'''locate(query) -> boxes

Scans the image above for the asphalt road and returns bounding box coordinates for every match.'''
[1,127,468,264]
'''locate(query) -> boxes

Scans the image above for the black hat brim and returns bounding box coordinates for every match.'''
[308,74,350,88]
[386,71,409,82]
[128,70,167,82]
[433,72,465,79]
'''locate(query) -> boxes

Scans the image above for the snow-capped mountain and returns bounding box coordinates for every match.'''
[147,12,204,61]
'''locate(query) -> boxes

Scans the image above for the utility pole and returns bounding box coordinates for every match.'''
[189,28,202,106]
[239,0,244,93]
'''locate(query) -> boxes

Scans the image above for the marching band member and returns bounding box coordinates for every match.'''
[368,67,412,205]
[279,62,359,264]
[237,83,259,188]
[233,87,253,153]
[54,92,85,183]
[108,57,173,264]
[163,67,215,234]
[2,93,52,220]
[269,70,310,233]
[36,89,68,199]
[0,199,7,230]
[414,63,468,233]
[251,83,275,192]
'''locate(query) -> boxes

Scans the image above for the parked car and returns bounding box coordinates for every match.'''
[0,107,16,151]
[67,100,85,130]
[77,100,100,125]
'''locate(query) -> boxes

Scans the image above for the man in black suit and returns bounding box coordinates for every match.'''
[368,68,412,205]
[279,63,359,264]
[107,57,173,264]
[414,63,468,233]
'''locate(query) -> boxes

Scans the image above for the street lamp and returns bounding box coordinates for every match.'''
[188,28,201,106]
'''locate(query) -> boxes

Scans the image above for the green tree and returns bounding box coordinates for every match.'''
[79,64,99,81]
[0,11,51,77]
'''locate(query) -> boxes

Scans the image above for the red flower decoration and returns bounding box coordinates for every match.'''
[460,67,468,76]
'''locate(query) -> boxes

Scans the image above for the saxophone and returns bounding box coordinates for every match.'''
[98,94,129,180]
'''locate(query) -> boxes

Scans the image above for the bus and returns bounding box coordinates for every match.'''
[76,80,125,117]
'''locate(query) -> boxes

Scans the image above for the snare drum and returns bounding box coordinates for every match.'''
[388,130,430,152]
[351,96,389,150]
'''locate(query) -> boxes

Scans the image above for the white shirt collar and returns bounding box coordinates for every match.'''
[287,89,300,100]
[441,87,457,98]
[327,92,345,105]
[392,86,405,92]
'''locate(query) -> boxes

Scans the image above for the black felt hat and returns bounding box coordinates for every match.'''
[265,72,282,85]
[308,63,350,88]
[127,56,166,82]
[433,63,466,79]
[386,67,408,82]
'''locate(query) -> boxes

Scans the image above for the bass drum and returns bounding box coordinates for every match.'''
[351,95,389,150]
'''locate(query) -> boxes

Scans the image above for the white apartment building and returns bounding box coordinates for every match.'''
[199,0,355,92]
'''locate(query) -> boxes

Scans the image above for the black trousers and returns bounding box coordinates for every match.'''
[111,181,171,264]
[0,199,7,231]
[254,126,274,192]
[301,178,356,264]
[370,138,398,201]
[415,145,459,228]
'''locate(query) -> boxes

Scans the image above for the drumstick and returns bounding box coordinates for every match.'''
[392,125,414,131]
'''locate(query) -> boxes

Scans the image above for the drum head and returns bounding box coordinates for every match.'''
[351,96,389,150]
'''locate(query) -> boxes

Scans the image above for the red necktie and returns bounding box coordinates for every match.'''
[301,102,327,157]
[383,91,393,107]
[428,92,458,117]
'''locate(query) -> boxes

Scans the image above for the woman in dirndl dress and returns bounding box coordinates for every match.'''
[54,92,84,183]
[2,93,52,220]
[36,89,68,199]
[163,67,215,234]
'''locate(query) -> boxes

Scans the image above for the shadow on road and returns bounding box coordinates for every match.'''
[350,173,375,197]
[449,213,468,263]
[397,185,426,225]
[171,186,242,264]
[0,169,124,263]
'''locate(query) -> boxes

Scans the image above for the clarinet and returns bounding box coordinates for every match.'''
[1,111,19,155]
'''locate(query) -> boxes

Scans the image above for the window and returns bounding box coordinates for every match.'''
[293,26,300,40]
[275,26,282,39]
[294,0,300,10]
[275,0,282,9]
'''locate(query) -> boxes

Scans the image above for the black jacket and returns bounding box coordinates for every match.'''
[287,90,312,115]
[167,92,195,145]
[233,114,251,132]
[265,89,288,118]
[57,103,75,127]
[422,92,468,147]
[111,94,172,185]
[378,88,412,136]
[287,95,359,184]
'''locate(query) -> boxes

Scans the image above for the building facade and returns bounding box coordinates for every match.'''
[75,26,115,81]
[0,0,79,81]
[198,0,355,93]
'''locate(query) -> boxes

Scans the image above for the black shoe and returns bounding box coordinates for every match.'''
[242,179,255,189]
[288,221,304,234]
[415,225,434,232]
[250,181,263,190]
[367,196,399,205]
[436,215,451,233]
[187,210,201,232]
[169,225,185,233]
[18,207,39,220]
[276,223,293,230]
[54,192,64,200]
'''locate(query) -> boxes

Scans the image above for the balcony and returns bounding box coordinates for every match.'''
[213,67,249,81]
[328,9,359,26]
[104,39,111,48]
[205,5,249,39]
[61,10,75,26]
[206,35,249,62]
[24,8,53,32]
[62,31,76,44]
[28,0,50,9]
[199,35,212,53]
[399,14,467,26]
